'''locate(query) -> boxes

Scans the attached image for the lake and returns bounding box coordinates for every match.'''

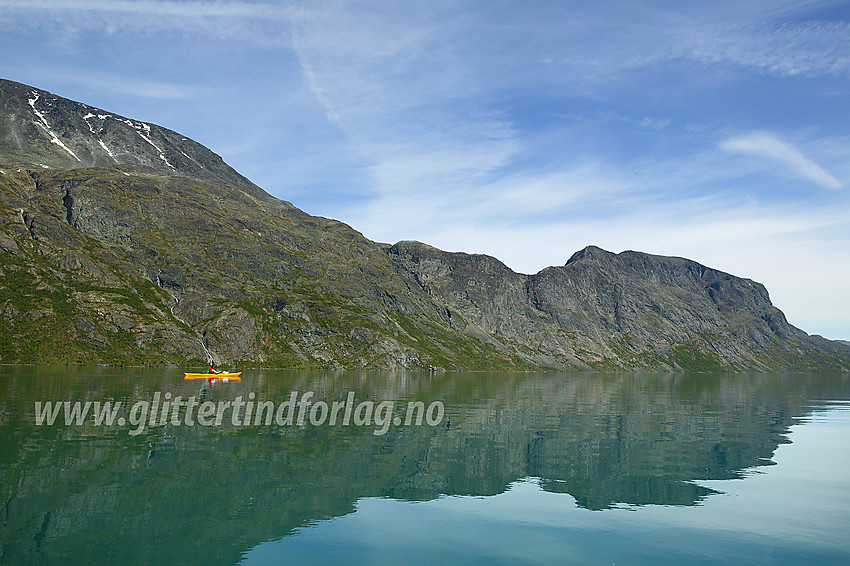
[1,368,849,565]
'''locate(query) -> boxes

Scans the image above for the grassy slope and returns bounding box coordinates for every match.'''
[0,164,527,369]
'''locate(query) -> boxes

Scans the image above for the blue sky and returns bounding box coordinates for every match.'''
[1,0,849,339]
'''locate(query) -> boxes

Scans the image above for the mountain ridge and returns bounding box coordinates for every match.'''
[0,78,265,197]
[1,78,848,371]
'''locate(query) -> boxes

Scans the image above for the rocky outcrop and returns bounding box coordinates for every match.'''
[1,78,848,371]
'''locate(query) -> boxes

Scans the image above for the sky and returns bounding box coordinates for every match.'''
[1,0,848,339]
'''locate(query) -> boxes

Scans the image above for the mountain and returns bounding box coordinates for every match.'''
[0,79,260,193]
[1,78,848,371]
[388,242,849,371]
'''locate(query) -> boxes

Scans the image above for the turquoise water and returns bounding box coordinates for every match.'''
[1,368,849,564]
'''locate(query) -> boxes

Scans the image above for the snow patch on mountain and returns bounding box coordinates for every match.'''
[28,92,81,162]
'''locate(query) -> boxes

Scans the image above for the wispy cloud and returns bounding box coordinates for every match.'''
[0,0,292,44]
[720,132,842,190]
[464,1,850,100]
[689,20,850,78]
[0,0,289,18]
[288,2,521,197]
[30,68,205,100]
[283,0,850,205]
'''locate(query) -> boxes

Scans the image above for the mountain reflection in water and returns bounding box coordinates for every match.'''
[1,368,848,565]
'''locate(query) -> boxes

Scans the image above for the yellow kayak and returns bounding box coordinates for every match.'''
[184,372,242,381]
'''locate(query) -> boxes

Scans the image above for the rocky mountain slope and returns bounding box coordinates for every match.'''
[1,78,847,371]
[388,242,850,370]
[0,79,260,194]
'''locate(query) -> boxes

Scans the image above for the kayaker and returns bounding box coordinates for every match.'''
[208,367,219,386]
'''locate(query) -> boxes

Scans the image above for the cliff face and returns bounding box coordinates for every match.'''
[1,78,847,371]
[389,242,846,370]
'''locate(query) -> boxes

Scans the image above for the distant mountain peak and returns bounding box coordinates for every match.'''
[0,78,261,195]
[565,245,613,264]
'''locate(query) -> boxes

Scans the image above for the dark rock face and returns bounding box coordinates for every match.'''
[389,241,850,370]
[1,78,848,371]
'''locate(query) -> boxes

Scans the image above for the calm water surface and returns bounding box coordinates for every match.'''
[1,368,849,565]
